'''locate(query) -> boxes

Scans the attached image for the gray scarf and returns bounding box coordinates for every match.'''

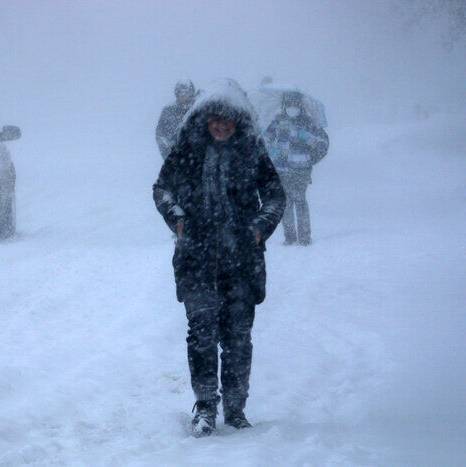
[202,143,238,255]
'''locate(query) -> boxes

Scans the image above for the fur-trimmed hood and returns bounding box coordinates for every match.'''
[178,78,261,147]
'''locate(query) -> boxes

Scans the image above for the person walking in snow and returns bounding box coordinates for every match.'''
[265,91,329,245]
[155,79,196,160]
[0,125,21,239]
[153,79,285,437]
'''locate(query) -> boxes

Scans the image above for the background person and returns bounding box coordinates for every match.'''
[265,91,329,245]
[0,125,21,239]
[155,79,196,160]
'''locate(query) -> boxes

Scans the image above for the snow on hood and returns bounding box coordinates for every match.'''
[182,78,260,135]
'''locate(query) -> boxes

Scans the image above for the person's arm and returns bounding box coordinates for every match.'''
[293,118,329,164]
[264,118,289,171]
[155,108,172,160]
[152,151,185,233]
[252,150,286,242]
[308,127,329,165]
[263,119,277,146]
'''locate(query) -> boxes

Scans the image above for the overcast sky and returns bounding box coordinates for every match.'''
[1,0,465,150]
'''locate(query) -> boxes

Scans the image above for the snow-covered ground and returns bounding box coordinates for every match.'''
[1,114,465,466]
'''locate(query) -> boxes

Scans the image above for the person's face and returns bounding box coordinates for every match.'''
[285,105,300,118]
[208,117,236,142]
[176,90,193,105]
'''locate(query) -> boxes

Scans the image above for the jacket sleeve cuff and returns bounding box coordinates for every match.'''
[251,218,272,242]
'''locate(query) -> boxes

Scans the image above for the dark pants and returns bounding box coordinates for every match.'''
[280,171,311,244]
[184,280,255,410]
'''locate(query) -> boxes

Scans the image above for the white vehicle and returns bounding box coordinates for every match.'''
[0,125,21,239]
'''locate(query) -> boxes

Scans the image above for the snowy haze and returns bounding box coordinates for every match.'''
[2,0,466,138]
[1,1,466,466]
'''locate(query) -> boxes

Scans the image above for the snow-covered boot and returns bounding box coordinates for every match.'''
[192,399,218,437]
[224,407,252,429]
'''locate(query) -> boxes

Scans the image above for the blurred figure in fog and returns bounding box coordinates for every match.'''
[265,91,329,245]
[155,79,196,160]
[0,125,21,239]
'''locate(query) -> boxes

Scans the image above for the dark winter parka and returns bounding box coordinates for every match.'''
[153,81,286,304]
